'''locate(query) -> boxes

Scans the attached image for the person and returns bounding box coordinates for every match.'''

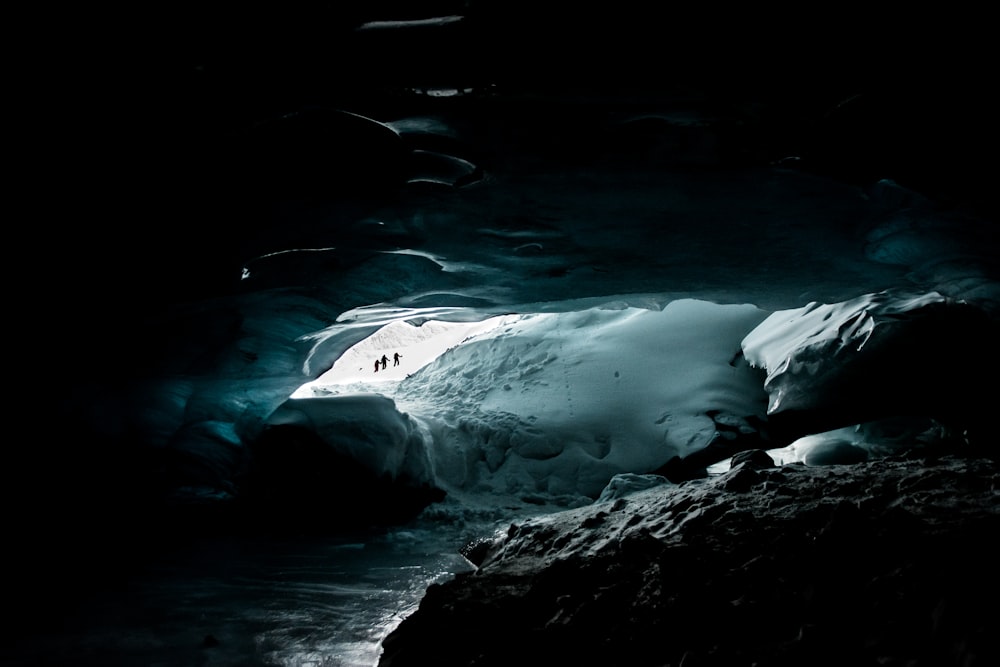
[374,359,380,373]
[380,354,389,370]
[393,352,402,366]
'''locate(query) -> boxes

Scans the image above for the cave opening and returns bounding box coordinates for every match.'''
[292,313,516,397]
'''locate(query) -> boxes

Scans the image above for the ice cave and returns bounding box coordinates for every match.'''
[10,4,999,666]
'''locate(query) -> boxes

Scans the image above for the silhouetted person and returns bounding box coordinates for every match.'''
[374,359,380,373]
[381,354,389,370]
[394,352,402,366]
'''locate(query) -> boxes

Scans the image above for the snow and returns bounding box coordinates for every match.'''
[740,289,949,414]
[294,315,511,389]
[271,270,998,515]
[275,298,770,504]
[267,394,433,483]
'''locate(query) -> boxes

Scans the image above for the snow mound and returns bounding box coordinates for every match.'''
[741,288,998,438]
[266,393,435,486]
[392,299,770,500]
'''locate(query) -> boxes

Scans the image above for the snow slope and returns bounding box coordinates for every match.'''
[276,298,770,505]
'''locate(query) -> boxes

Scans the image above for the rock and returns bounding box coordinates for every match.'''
[730,449,775,470]
[596,473,670,502]
[802,440,869,466]
[378,456,1000,666]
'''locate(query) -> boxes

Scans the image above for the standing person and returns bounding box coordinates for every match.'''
[393,352,402,366]
[381,354,389,371]
[374,359,380,373]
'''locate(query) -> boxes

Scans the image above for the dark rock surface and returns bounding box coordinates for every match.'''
[380,453,1000,667]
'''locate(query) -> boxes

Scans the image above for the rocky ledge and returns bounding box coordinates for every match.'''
[380,451,999,667]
